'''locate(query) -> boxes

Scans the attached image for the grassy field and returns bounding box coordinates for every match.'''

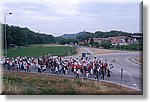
[7,45,77,58]
[2,71,142,95]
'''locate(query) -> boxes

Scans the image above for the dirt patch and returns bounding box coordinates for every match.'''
[132,57,143,64]
[90,48,124,54]
[42,44,64,47]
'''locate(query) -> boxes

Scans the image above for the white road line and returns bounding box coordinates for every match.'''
[126,57,141,66]
[124,70,138,89]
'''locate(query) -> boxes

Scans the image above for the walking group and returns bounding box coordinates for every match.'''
[1,55,114,80]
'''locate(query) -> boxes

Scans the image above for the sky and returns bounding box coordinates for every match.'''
[0,0,142,36]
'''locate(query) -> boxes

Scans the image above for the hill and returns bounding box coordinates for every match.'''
[61,31,87,39]
[76,30,135,41]
[1,23,142,48]
[1,24,56,47]
[2,71,142,95]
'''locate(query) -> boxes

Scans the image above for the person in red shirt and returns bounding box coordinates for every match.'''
[26,63,31,72]
[71,63,75,73]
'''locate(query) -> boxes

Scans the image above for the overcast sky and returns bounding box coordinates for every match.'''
[0,0,142,36]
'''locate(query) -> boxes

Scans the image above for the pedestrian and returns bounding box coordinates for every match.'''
[76,69,80,79]
[21,63,24,71]
[100,68,105,80]
[95,67,100,80]
[55,66,59,75]
[85,70,89,78]
[37,64,41,73]
[27,63,31,72]
[107,68,110,78]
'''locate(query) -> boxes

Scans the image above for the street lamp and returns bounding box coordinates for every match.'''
[4,12,12,57]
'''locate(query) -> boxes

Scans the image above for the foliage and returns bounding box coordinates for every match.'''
[93,42,100,48]
[56,37,78,45]
[76,32,94,41]
[3,76,22,85]
[38,87,58,95]
[89,38,94,45]
[76,30,133,42]
[2,71,142,95]
[101,41,112,49]
[112,42,143,51]
[23,85,35,95]
[1,24,56,48]
[64,87,77,95]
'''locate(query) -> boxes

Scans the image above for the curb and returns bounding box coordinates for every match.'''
[129,57,142,65]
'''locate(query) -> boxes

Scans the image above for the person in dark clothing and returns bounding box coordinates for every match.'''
[76,69,80,79]
[107,68,110,78]
[95,70,99,80]
[100,68,105,80]
[37,65,42,73]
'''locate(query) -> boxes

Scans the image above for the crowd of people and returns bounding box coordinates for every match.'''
[1,54,114,80]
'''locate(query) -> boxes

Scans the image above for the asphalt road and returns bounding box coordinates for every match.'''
[3,46,142,91]
[73,46,143,91]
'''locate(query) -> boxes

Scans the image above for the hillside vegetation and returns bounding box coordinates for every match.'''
[1,23,142,49]
[1,24,56,47]
[2,71,142,95]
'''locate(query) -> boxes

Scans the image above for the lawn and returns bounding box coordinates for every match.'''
[7,45,77,58]
[2,71,142,95]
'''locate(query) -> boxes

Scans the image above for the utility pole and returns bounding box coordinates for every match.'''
[4,12,12,57]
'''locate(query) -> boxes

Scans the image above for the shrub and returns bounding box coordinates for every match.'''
[23,85,35,95]
[64,87,77,95]
[38,87,58,95]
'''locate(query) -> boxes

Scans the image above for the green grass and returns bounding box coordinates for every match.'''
[7,46,77,58]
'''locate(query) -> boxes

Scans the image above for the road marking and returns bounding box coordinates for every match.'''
[131,83,137,86]
[124,70,139,89]
[126,57,141,66]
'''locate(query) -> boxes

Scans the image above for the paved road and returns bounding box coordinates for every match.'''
[72,46,142,90]
[3,46,142,91]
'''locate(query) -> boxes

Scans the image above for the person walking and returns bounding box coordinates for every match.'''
[85,70,89,78]
[37,64,41,73]
[27,63,31,72]
[100,68,105,80]
[55,66,59,75]
[75,69,80,79]
[107,68,110,78]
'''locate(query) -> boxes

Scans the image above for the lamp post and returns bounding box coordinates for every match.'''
[4,12,12,57]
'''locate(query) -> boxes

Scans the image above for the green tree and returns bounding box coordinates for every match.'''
[89,38,94,45]
[1,24,56,48]
[101,41,112,49]
[93,42,100,48]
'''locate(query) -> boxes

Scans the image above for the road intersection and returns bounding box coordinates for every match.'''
[3,46,142,91]
[73,46,142,91]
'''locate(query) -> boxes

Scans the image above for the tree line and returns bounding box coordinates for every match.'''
[1,24,142,49]
[76,30,142,42]
[1,24,56,48]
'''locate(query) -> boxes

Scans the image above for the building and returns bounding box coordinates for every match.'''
[108,36,128,45]
[92,38,103,43]
[131,35,143,43]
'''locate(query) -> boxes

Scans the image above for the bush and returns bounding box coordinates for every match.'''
[38,87,58,95]
[75,79,84,87]
[113,43,143,51]
[3,76,22,85]
[64,87,77,95]
[23,85,35,95]
[101,41,112,49]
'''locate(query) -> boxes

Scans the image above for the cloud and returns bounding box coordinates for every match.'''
[0,0,142,36]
